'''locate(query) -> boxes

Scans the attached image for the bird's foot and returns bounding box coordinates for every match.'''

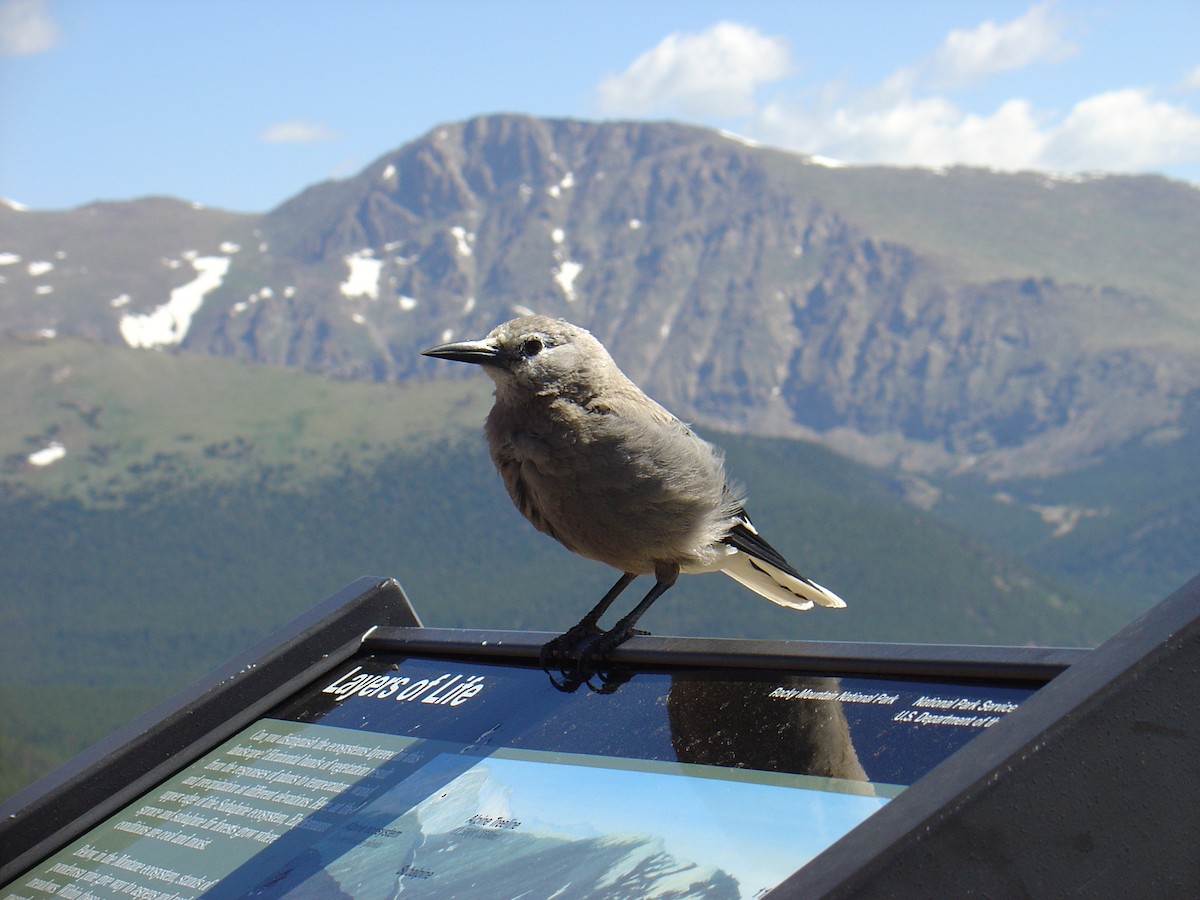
[539,620,604,669]
[542,619,645,692]
[544,665,588,693]
[584,666,634,694]
[580,623,638,663]
[541,618,650,692]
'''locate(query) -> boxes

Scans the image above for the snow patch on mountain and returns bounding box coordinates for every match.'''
[412,765,514,836]
[547,172,575,198]
[340,250,382,300]
[28,442,66,467]
[119,255,231,349]
[554,260,582,302]
[450,226,475,257]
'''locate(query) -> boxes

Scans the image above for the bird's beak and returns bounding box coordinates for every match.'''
[422,338,503,366]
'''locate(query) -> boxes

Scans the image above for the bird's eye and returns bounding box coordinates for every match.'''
[520,337,544,357]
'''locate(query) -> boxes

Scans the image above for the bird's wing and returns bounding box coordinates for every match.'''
[721,510,846,610]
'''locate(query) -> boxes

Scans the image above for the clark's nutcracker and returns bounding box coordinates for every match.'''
[423,315,845,658]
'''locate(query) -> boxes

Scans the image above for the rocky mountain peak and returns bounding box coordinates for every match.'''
[4,113,1199,479]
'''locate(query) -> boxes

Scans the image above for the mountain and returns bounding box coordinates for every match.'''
[3,114,1199,481]
[0,335,1127,799]
[5,114,1197,604]
[0,196,257,345]
[2,114,1196,797]
[252,762,741,899]
[0,332,1122,646]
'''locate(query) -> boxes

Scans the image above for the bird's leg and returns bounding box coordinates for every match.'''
[565,571,637,639]
[540,572,637,666]
[585,563,679,660]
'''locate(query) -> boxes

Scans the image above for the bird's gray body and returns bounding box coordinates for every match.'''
[423,315,845,634]
[484,337,737,579]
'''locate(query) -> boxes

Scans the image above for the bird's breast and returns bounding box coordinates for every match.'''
[483,400,732,574]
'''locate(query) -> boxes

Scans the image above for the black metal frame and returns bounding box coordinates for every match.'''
[361,627,1084,683]
[773,572,1200,898]
[3,572,1197,895]
[0,576,422,885]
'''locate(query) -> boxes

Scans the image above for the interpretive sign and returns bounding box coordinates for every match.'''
[2,654,1034,899]
[7,573,1197,896]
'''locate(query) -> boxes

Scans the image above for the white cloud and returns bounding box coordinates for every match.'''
[0,0,59,57]
[596,21,790,118]
[763,4,1198,180]
[597,7,1200,182]
[1044,88,1200,171]
[757,93,1048,172]
[927,1,1075,86]
[260,120,338,143]
[759,80,1200,179]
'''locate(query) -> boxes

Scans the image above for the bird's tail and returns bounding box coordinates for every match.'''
[718,514,847,611]
[720,551,846,610]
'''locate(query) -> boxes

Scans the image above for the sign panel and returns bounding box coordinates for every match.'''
[3,654,1034,899]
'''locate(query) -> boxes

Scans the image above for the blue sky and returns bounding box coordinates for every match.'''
[2,0,1198,212]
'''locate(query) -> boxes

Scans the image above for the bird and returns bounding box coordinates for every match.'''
[422,315,845,662]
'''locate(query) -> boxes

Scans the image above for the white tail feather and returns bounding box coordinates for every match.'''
[719,551,846,611]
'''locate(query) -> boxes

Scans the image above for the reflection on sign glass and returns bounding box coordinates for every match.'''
[2,655,1034,899]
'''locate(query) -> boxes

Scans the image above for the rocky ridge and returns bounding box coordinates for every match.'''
[3,114,1199,479]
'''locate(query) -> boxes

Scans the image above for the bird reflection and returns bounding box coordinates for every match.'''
[668,674,869,783]
[544,657,635,694]
[546,661,869,784]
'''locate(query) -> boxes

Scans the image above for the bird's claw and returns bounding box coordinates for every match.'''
[585,666,634,694]
[544,664,588,693]
[541,621,642,693]
[579,625,635,662]
[538,621,604,670]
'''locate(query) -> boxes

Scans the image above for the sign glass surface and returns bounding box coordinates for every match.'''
[3,654,1034,899]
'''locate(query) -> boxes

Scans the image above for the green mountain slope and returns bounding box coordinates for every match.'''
[0,337,1133,799]
[756,156,1200,325]
[926,408,1200,603]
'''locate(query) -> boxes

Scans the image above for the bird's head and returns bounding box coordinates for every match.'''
[422,315,617,401]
